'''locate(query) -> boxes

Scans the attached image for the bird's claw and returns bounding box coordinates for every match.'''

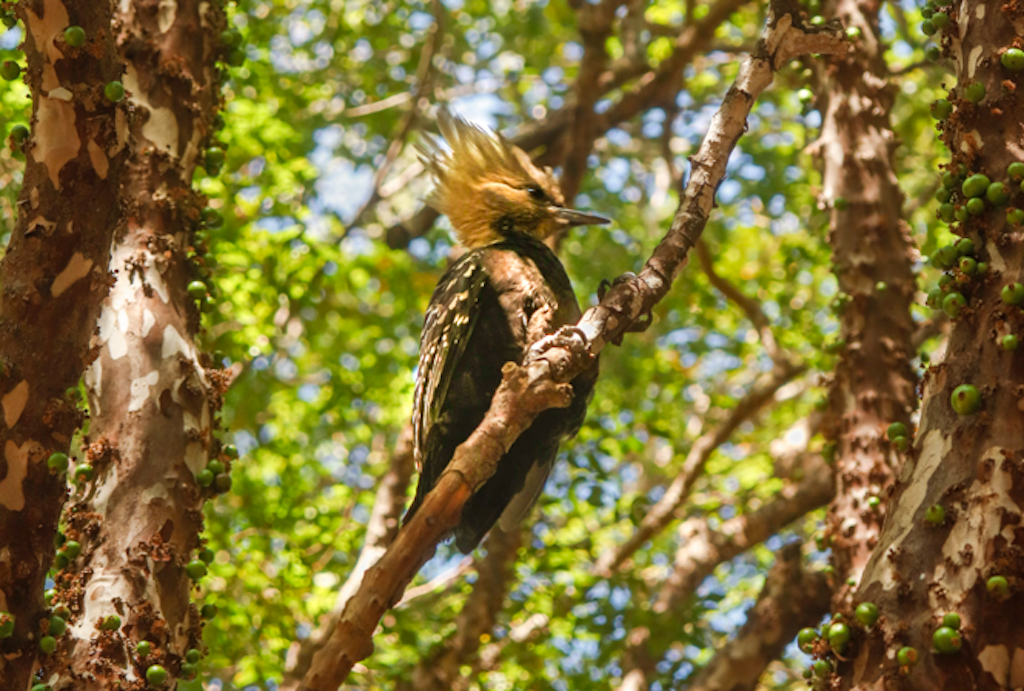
[607,310,652,346]
[628,310,653,333]
[597,271,638,302]
[528,325,589,362]
[597,272,651,346]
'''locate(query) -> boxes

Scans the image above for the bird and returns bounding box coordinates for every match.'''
[404,111,606,554]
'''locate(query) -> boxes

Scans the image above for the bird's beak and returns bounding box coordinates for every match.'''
[554,207,611,227]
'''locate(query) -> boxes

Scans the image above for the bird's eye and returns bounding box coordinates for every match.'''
[526,185,547,201]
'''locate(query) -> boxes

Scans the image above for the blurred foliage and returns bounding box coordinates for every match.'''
[0,0,953,688]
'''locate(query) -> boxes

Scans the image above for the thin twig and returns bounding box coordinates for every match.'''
[653,456,833,612]
[678,543,831,691]
[695,238,789,367]
[399,526,522,691]
[281,427,416,690]
[591,363,806,577]
[344,0,444,235]
[394,555,474,609]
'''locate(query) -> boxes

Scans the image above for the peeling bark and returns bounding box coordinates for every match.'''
[818,0,918,607]
[842,2,1024,689]
[37,0,226,687]
[0,0,127,686]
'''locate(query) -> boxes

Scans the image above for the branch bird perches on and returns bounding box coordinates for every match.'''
[299,4,846,688]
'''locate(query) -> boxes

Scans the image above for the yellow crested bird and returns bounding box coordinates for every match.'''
[405,111,606,553]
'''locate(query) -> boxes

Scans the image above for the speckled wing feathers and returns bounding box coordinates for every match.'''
[411,253,489,471]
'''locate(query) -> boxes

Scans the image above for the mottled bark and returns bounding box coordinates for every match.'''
[843,3,1024,690]
[818,0,917,606]
[40,0,226,687]
[0,0,126,686]
[686,543,831,691]
[299,9,846,687]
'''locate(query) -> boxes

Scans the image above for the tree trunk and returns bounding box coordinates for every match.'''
[844,4,1024,689]
[0,0,126,686]
[819,0,918,607]
[41,0,226,687]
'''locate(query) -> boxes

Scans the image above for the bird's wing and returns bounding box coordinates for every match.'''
[412,253,489,468]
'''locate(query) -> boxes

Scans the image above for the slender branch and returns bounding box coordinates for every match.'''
[401,526,522,691]
[696,238,789,366]
[598,0,757,130]
[281,425,416,689]
[344,0,444,235]
[345,92,416,118]
[614,445,832,691]
[558,1,621,206]
[298,9,845,688]
[653,456,833,612]
[386,0,757,250]
[683,543,831,691]
[592,363,805,578]
[394,556,473,609]
[887,0,911,46]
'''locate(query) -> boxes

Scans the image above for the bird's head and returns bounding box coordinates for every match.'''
[420,111,609,249]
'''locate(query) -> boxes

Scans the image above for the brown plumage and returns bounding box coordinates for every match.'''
[405,112,606,553]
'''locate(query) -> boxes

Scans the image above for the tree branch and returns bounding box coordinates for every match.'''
[696,238,789,367]
[298,9,846,688]
[400,526,522,691]
[597,0,757,130]
[654,456,833,612]
[558,1,621,206]
[684,543,831,691]
[385,0,758,251]
[593,363,805,578]
[344,0,444,235]
[281,426,416,689]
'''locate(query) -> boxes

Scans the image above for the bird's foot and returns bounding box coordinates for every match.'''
[527,325,590,363]
[597,271,638,302]
[626,310,653,334]
[598,272,652,345]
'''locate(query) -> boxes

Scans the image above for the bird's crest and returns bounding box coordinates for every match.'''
[418,111,566,248]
